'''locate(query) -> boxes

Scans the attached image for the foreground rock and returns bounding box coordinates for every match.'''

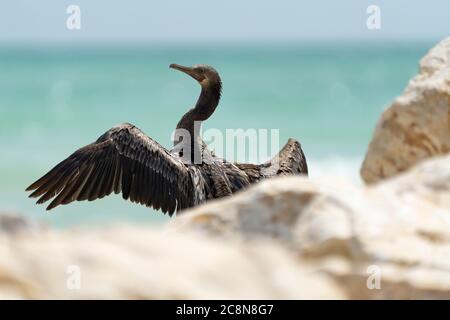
[0,212,44,235]
[1,154,449,299]
[361,38,450,184]
[0,221,342,299]
[170,154,450,299]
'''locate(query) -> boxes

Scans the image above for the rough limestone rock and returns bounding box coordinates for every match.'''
[170,154,450,299]
[361,38,450,184]
[1,154,449,299]
[0,223,342,299]
[0,212,44,235]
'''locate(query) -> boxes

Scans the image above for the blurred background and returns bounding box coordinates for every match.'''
[0,0,448,227]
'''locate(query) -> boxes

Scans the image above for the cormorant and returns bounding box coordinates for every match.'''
[26,64,308,216]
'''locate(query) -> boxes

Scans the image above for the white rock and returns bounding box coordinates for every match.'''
[0,224,343,299]
[171,154,450,299]
[361,38,450,184]
[2,155,449,299]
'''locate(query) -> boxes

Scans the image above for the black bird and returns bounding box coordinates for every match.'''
[26,64,308,216]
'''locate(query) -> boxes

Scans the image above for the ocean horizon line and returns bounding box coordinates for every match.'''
[0,38,439,51]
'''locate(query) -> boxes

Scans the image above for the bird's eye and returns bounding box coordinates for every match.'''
[198,67,205,73]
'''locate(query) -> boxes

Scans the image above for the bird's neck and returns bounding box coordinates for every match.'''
[173,83,221,163]
[177,83,221,128]
[192,83,221,121]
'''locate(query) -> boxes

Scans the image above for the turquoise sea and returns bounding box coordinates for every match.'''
[0,43,432,227]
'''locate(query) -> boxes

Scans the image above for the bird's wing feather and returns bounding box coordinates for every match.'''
[263,138,308,176]
[26,123,193,216]
[235,138,308,181]
[263,138,308,175]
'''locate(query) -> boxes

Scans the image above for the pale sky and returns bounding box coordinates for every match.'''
[0,0,448,45]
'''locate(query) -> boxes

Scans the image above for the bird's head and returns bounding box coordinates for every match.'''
[170,64,221,91]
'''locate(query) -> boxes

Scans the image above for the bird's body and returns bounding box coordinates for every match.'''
[26,64,308,216]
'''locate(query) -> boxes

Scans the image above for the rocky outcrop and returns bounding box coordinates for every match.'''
[0,212,44,235]
[170,154,450,299]
[0,222,342,299]
[2,154,449,299]
[361,38,450,184]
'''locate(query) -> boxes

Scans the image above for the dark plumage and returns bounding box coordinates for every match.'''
[26,64,308,216]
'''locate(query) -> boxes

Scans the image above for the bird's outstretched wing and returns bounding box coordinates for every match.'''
[26,123,193,216]
[235,138,308,182]
[265,138,308,176]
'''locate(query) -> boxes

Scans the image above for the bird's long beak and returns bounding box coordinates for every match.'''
[170,64,203,82]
